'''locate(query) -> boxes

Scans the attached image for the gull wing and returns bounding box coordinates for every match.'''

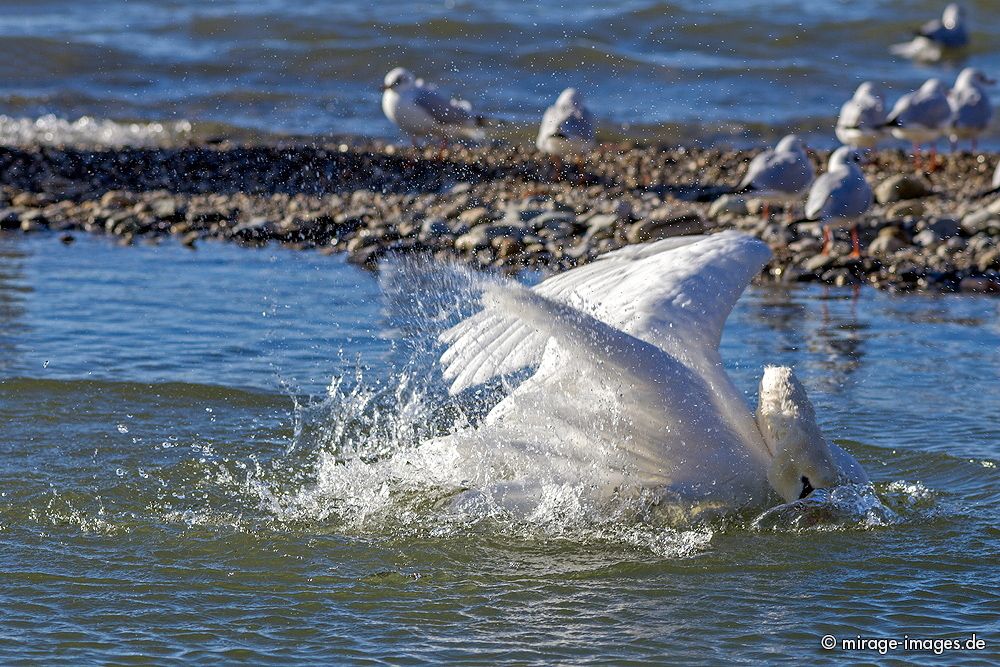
[413,86,475,127]
[440,231,771,394]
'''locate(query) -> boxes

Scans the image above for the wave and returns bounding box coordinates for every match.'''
[0,114,192,148]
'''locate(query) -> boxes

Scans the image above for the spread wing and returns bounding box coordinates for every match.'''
[439,231,771,394]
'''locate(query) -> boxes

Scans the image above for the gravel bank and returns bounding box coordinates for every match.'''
[1,141,999,293]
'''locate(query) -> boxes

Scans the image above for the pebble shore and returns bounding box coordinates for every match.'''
[2,141,999,293]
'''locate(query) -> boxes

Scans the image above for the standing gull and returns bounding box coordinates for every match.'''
[884,79,952,168]
[948,68,995,152]
[734,134,814,218]
[891,4,969,62]
[803,147,873,257]
[381,67,486,144]
[536,88,596,156]
[836,83,886,149]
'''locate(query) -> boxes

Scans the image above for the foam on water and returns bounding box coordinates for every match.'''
[0,114,192,147]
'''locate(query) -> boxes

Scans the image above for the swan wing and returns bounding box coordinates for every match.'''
[440,231,771,394]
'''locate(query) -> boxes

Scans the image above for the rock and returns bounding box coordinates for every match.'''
[418,218,451,243]
[150,197,180,221]
[875,174,933,204]
[886,200,925,218]
[708,195,748,220]
[454,227,490,252]
[626,214,704,244]
[924,218,961,239]
[180,231,199,248]
[582,213,618,240]
[803,254,837,273]
[529,210,578,231]
[912,229,940,247]
[100,190,134,209]
[868,226,908,256]
[961,209,1000,235]
[788,237,822,254]
[458,206,490,226]
[0,208,19,230]
[493,236,523,260]
[977,248,1000,272]
[960,276,1000,293]
[230,217,276,243]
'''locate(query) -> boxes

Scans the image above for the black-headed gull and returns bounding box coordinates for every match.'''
[836,83,886,150]
[536,88,596,156]
[891,3,969,62]
[381,67,487,144]
[803,147,873,257]
[948,68,995,152]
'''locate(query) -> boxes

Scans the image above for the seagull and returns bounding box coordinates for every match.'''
[381,67,487,144]
[802,147,873,258]
[948,68,995,152]
[891,3,969,62]
[884,79,952,168]
[536,88,596,156]
[430,232,870,516]
[734,135,814,218]
[836,82,886,149]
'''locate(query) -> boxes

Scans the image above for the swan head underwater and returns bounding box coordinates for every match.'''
[756,366,868,503]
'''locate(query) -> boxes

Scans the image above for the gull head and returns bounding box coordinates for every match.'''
[828,146,862,169]
[382,67,417,92]
[756,366,844,503]
[855,81,884,102]
[956,67,995,88]
[921,78,948,96]
[943,3,965,30]
[556,87,585,108]
[775,134,806,154]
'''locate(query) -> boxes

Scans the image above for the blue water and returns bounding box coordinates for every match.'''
[1,0,998,146]
[1,232,998,664]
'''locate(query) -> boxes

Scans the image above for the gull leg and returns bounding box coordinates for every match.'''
[761,202,771,220]
[912,143,922,172]
[849,225,862,258]
[821,225,832,256]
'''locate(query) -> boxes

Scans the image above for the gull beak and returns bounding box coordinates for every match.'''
[379,84,392,92]
[985,77,997,86]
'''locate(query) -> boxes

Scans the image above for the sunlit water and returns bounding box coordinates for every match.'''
[1,0,999,147]
[1,233,998,663]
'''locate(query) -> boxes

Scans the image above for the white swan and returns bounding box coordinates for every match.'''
[436,231,869,514]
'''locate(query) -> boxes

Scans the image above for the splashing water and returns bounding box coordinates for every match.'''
[232,256,904,555]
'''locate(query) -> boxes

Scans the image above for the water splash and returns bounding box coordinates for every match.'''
[751,483,899,531]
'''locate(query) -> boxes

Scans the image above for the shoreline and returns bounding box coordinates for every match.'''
[1,140,999,293]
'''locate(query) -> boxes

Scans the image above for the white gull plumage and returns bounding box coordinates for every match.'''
[435,231,868,512]
[836,83,886,149]
[737,134,814,205]
[885,78,952,149]
[536,88,596,156]
[891,3,969,62]
[948,68,995,150]
[381,67,486,143]
[804,147,873,257]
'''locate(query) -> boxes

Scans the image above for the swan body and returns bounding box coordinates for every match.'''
[436,232,869,513]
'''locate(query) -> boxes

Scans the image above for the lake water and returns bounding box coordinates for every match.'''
[1,233,998,664]
[1,0,999,147]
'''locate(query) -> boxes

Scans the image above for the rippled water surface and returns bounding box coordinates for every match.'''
[1,0,999,146]
[1,233,998,664]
